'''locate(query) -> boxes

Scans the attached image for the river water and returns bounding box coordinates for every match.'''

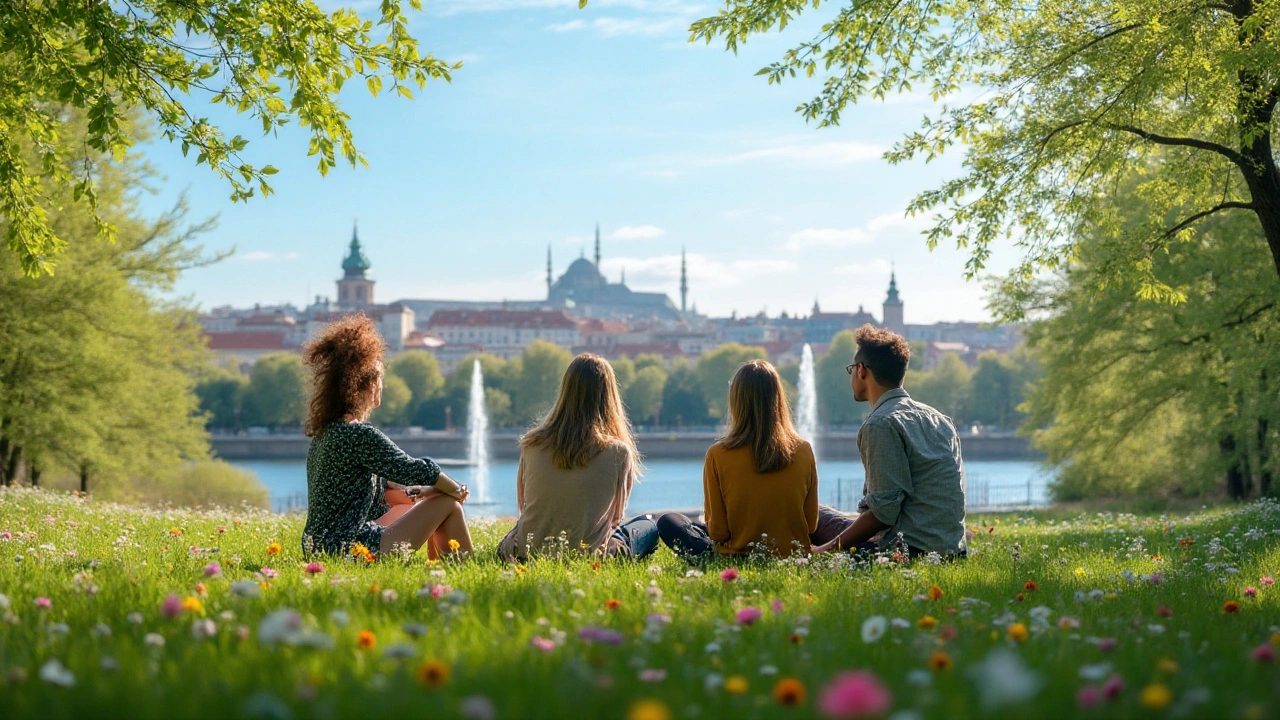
[233,458,1054,516]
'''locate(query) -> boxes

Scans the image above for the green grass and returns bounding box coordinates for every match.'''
[1,488,1278,719]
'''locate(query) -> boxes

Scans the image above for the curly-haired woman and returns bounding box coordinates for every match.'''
[300,315,473,559]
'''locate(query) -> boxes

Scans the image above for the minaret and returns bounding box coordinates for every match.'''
[594,223,601,268]
[546,246,553,294]
[882,263,904,334]
[621,266,626,286]
[679,247,688,314]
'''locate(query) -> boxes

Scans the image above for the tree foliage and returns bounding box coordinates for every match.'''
[513,340,573,423]
[242,353,306,429]
[815,330,860,426]
[625,365,668,426]
[0,0,456,275]
[695,342,768,419]
[692,0,1280,307]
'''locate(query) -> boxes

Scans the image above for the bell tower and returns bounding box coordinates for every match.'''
[337,223,375,307]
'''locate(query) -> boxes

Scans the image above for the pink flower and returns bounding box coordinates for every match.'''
[1253,644,1276,664]
[1,531,12,540]
[736,606,764,626]
[1101,675,1124,700]
[639,669,667,683]
[1244,586,1258,598]
[34,596,52,609]
[204,562,222,577]
[1097,637,1118,653]
[304,562,324,575]
[721,568,739,582]
[259,567,279,579]
[1262,577,1274,586]
[430,584,452,599]
[771,599,785,613]
[161,594,183,618]
[818,671,892,719]
[530,636,555,653]
[1058,616,1081,630]
[1077,686,1101,710]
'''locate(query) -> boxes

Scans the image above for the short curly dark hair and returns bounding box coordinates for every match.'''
[854,324,910,387]
[301,314,385,437]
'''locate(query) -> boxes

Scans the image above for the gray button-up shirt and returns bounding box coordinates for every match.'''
[857,388,967,555]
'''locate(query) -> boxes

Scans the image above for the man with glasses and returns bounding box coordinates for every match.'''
[810,324,968,559]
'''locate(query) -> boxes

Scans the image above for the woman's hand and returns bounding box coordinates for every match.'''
[434,473,468,502]
[403,485,437,500]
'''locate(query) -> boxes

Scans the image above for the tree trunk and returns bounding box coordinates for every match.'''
[0,435,9,487]
[3,445,20,490]
[28,464,41,488]
[1222,434,1250,500]
[1259,417,1273,497]
[79,463,89,494]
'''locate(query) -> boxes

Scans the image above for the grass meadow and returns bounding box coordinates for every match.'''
[1,487,1279,719]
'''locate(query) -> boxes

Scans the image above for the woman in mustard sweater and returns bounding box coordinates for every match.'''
[657,360,819,559]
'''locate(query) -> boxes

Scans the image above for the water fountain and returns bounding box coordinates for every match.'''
[796,343,819,459]
[466,359,490,503]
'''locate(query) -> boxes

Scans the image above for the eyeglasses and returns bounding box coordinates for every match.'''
[845,362,864,375]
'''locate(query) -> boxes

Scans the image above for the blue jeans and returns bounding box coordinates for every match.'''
[611,515,659,559]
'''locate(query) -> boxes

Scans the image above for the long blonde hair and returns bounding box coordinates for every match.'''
[520,354,641,477]
[721,360,805,473]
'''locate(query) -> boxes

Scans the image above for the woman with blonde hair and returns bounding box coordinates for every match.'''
[300,315,473,559]
[657,360,818,559]
[497,353,657,562]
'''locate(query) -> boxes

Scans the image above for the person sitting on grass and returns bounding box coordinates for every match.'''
[300,315,473,560]
[656,360,819,561]
[811,324,967,558]
[497,354,658,562]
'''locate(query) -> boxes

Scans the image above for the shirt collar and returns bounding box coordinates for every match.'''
[870,387,910,415]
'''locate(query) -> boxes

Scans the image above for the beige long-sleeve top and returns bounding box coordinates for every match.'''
[497,440,635,561]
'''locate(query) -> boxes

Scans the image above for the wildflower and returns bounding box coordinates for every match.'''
[771,598,785,613]
[1223,600,1241,614]
[349,544,374,564]
[928,585,943,601]
[861,616,887,643]
[194,583,208,597]
[1015,593,1025,602]
[1102,675,1124,700]
[1058,616,1080,631]
[38,659,75,687]
[1023,581,1038,592]
[1271,633,1280,647]
[204,562,222,577]
[627,699,672,720]
[1077,686,1101,709]
[1262,577,1275,586]
[230,581,261,598]
[34,596,52,610]
[1097,637,1118,653]
[144,633,166,647]
[257,609,303,646]
[605,598,622,610]
[416,659,450,688]
[530,636,555,652]
[266,543,282,555]
[773,677,807,707]
[191,619,217,640]
[1007,623,1028,642]
[1140,683,1172,710]
[578,627,623,645]
[259,567,279,579]
[460,696,497,720]
[1157,605,1173,618]
[939,626,959,642]
[736,607,763,626]
[928,652,953,672]
[181,596,204,614]
[357,630,376,650]
[1245,586,1258,599]
[448,539,461,552]
[917,615,938,630]
[639,669,667,683]
[514,564,528,576]
[721,568,739,582]
[724,675,749,694]
[169,528,182,536]
[968,650,1042,709]
[1253,644,1276,664]
[817,671,892,719]
[1156,657,1179,675]
[305,562,324,575]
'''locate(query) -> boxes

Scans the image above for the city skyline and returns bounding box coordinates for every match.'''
[141,1,1022,323]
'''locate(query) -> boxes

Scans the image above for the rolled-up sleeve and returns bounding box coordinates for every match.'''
[857,420,910,526]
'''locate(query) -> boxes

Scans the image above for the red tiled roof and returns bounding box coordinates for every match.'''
[204,332,292,351]
[310,304,408,322]
[429,309,577,330]
[240,314,296,326]
[760,341,798,359]
[578,318,629,333]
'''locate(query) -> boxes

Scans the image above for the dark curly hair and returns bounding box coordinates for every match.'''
[853,324,911,387]
[302,314,386,437]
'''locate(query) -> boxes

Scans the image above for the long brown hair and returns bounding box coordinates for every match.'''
[722,360,805,473]
[520,354,641,477]
[301,315,385,437]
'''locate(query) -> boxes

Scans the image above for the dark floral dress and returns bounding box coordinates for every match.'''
[301,421,440,556]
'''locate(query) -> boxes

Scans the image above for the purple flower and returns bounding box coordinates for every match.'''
[1077,685,1101,709]
[639,669,667,683]
[578,627,623,645]
[1097,637,1118,653]
[770,598,785,614]
[161,594,183,619]
[645,613,671,626]
[1102,674,1124,700]
[721,568,739,582]
[203,562,222,577]
[736,606,764,626]
[304,562,324,575]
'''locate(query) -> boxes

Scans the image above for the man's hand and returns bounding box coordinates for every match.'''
[811,540,836,554]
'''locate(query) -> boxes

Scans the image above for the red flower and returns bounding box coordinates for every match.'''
[1223,601,1241,614]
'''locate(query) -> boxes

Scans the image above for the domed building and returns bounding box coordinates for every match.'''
[546,225,682,321]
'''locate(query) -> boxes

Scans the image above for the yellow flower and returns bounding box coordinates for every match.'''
[1270,633,1280,647]
[724,675,749,694]
[1007,623,1029,642]
[266,542,282,556]
[169,528,182,537]
[928,651,953,672]
[416,660,451,688]
[1074,567,1086,577]
[1156,657,1179,675]
[772,678,807,707]
[514,564,528,576]
[627,699,672,720]
[1140,683,1172,710]
[448,538,461,552]
[917,615,938,630]
[927,585,944,601]
[181,596,204,614]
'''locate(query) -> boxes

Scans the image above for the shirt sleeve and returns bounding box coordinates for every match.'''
[355,424,441,486]
[703,448,730,544]
[515,452,527,513]
[857,419,910,526]
[611,445,634,529]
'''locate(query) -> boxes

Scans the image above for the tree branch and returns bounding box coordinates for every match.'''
[1160,200,1256,240]
[1103,123,1249,171]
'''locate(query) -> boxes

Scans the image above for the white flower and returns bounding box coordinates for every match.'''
[571,588,586,598]
[230,580,261,598]
[460,695,496,720]
[329,610,350,627]
[861,615,888,643]
[0,593,9,610]
[704,673,724,692]
[91,623,112,637]
[1078,663,1112,682]
[759,665,778,675]
[39,659,75,687]
[1147,624,1166,635]
[257,609,302,646]
[891,617,911,629]
[704,641,721,654]
[906,669,932,686]
[382,643,416,660]
[127,612,143,625]
[968,649,1042,709]
[144,633,166,647]
[191,619,217,640]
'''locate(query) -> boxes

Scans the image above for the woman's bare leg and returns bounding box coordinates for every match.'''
[425,505,473,559]
[379,494,472,556]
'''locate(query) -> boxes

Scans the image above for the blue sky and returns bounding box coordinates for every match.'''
[141,0,1017,323]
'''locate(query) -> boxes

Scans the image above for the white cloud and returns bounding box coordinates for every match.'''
[546,16,688,36]
[600,253,796,290]
[610,225,665,240]
[785,210,931,251]
[236,251,299,262]
[831,259,893,275]
[716,141,884,165]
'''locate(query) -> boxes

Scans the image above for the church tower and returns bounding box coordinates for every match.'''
[337,223,374,307]
[882,265,904,334]
[680,247,689,314]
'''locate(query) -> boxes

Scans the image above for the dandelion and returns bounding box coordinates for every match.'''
[203,562,222,577]
[817,671,892,719]
[1007,623,1028,642]
[1223,600,1241,614]
[928,585,943,601]
[357,629,376,650]
[1252,644,1276,664]
[627,699,672,720]
[724,675,749,694]
[736,607,764,626]
[305,562,324,575]
[861,616,887,643]
[448,539,461,552]
[605,598,622,610]
[514,564,528,576]
[1140,683,1172,710]
[266,542,282,555]
[917,615,938,630]
[773,677,807,707]
[181,596,204,614]
[416,659,450,688]
[928,652,953,672]
[721,568,739,582]
[1023,581,1038,592]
